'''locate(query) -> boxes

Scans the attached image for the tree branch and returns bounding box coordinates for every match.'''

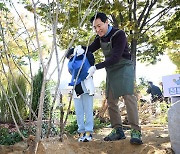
[139,0,157,33]
[145,6,170,25]
[141,8,171,36]
[0,21,38,120]
[137,0,149,26]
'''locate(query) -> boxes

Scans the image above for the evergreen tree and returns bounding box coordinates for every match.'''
[32,68,51,120]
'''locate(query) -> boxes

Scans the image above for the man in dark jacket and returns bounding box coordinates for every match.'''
[147,81,163,103]
[76,12,142,145]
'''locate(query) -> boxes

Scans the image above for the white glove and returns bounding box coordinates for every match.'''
[74,45,85,56]
[86,66,96,79]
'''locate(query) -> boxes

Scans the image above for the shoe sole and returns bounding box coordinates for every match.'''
[83,138,92,142]
[78,139,85,142]
[130,141,143,145]
[130,139,143,145]
[104,136,126,141]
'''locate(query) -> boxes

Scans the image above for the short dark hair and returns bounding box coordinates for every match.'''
[90,12,108,24]
[66,48,74,58]
[148,81,153,85]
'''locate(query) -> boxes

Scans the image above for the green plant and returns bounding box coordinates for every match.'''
[0,92,11,122]
[40,122,60,137]
[43,82,52,120]
[0,127,26,145]
[160,102,169,113]
[0,121,61,145]
[32,68,52,120]
[10,75,28,123]
[152,102,169,125]
[0,74,28,123]
[64,117,110,135]
[62,94,75,112]
[152,114,168,125]
[94,118,110,129]
[65,119,78,134]
[99,80,106,92]
[32,68,43,118]
[67,114,76,122]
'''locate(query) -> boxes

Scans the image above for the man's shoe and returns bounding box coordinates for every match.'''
[78,133,85,142]
[130,129,143,145]
[104,127,126,141]
[84,132,92,142]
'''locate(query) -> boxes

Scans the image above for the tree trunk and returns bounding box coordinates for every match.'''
[131,38,137,79]
[59,93,64,142]
[35,75,46,142]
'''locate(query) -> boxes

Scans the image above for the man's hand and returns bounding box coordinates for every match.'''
[74,45,84,56]
[86,66,96,79]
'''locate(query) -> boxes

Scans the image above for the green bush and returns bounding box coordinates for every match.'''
[40,122,60,137]
[0,122,60,145]
[65,119,78,134]
[64,117,110,135]
[0,74,28,123]
[94,118,109,129]
[0,127,28,145]
[32,68,43,118]
[43,82,51,120]
[0,92,11,122]
[25,122,60,138]
[154,102,169,124]
[32,68,52,120]
[10,75,28,122]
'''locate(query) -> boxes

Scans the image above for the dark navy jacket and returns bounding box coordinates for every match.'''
[147,85,162,99]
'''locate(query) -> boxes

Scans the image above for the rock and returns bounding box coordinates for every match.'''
[170,96,180,104]
[168,100,180,154]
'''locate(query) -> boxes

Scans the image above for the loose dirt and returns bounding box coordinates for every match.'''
[0,125,174,154]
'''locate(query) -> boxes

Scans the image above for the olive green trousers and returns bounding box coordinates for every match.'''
[107,88,141,131]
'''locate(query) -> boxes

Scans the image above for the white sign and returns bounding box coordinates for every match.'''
[162,74,180,97]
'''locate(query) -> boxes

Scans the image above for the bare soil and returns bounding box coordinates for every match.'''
[0,125,174,154]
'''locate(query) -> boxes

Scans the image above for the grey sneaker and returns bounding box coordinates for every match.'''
[104,127,126,141]
[130,129,143,145]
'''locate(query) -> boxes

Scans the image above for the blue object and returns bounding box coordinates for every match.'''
[68,54,91,86]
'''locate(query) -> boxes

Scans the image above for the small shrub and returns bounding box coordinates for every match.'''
[0,122,60,145]
[94,118,109,129]
[0,127,26,145]
[0,74,28,123]
[64,117,110,135]
[65,120,78,134]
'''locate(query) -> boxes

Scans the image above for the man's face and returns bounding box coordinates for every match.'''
[92,18,108,37]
